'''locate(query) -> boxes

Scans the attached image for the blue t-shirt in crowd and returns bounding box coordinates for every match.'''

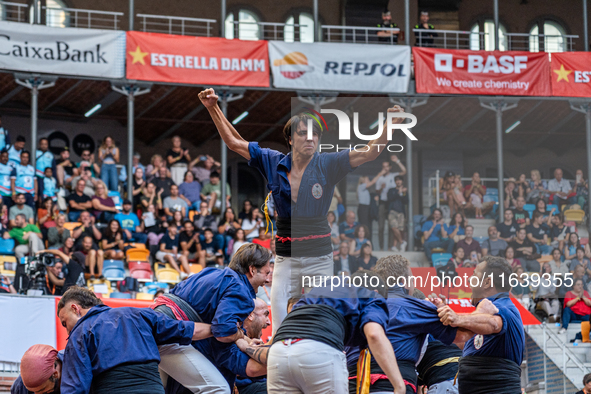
[115,212,140,232]
[43,176,57,198]
[422,220,444,242]
[179,181,202,204]
[445,224,465,236]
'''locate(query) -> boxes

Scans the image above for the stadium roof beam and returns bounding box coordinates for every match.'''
[136,87,177,119]
[0,86,25,107]
[42,80,84,113]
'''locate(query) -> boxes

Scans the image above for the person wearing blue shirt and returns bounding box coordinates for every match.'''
[7,135,25,166]
[56,286,213,394]
[422,208,454,261]
[197,87,406,332]
[42,167,57,202]
[115,199,147,244]
[0,150,14,209]
[12,151,37,210]
[433,256,525,394]
[35,138,56,199]
[12,346,64,394]
[0,115,10,152]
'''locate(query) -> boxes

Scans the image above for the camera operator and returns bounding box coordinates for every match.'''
[41,249,85,296]
[12,344,64,394]
[6,214,43,261]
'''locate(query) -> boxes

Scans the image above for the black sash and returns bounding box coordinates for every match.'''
[458,355,521,394]
[153,293,203,323]
[92,361,163,394]
[276,216,332,257]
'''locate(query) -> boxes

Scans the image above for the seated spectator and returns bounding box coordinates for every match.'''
[0,150,12,209]
[448,246,469,268]
[559,278,591,334]
[238,200,253,224]
[548,168,575,207]
[199,227,223,268]
[231,228,248,258]
[388,175,408,252]
[7,214,43,260]
[504,246,522,270]
[140,182,163,213]
[115,199,147,245]
[570,247,591,280]
[47,214,70,250]
[351,242,377,272]
[512,196,530,229]
[73,235,103,279]
[446,212,466,243]
[526,169,548,203]
[334,241,352,276]
[163,184,188,218]
[56,147,78,188]
[12,150,37,209]
[42,167,57,202]
[72,210,102,251]
[71,168,98,197]
[327,211,340,251]
[549,213,570,251]
[456,225,482,260]
[463,172,494,218]
[339,210,359,241]
[574,169,589,209]
[66,179,92,222]
[132,152,145,179]
[510,228,536,266]
[144,203,166,247]
[253,231,271,250]
[171,210,184,232]
[421,208,453,261]
[533,262,561,322]
[92,181,118,223]
[510,266,531,310]
[190,154,219,184]
[549,248,570,282]
[496,209,518,242]
[131,167,145,209]
[145,154,170,183]
[37,197,58,240]
[42,249,85,295]
[77,149,101,177]
[201,171,231,213]
[0,274,16,294]
[178,171,201,212]
[414,10,437,47]
[179,220,202,267]
[218,207,240,253]
[575,374,591,394]
[98,135,120,192]
[101,219,125,261]
[534,198,552,224]
[156,221,189,278]
[503,178,520,209]
[527,211,551,255]
[349,225,370,258]
[481,226,508,257]
[573,264,587,288]
[193,201,217,232]
[242,207,263,242]
[9,193,34,227]
[564,232,581,261]
[439,171,455,213]
[153,166,175,200]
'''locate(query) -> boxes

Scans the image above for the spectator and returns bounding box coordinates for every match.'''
[47,214,70,250]
[328,185,343,222]
[101,219,125,261]
[510,266,531,310]
[527,211,551,255]
[193,201,217,232]
[496,209,518,242]
[115,199,147,245]
[481,226,508,257]
[72,211,102,250]
[92,181,118,223]
[77,149,101,177]
[456,225,482,260]
[339,210,359,241]
[7,135,25,166]
[141,182,163,212]
[190,154,219,184]
[327,211,340,251]
[56,147,77,189]
[74,234,103,279]
[60,236,75,256]
[71,168,98,197]
[533,262,561,323]
[376,156,406,250]
[421,208,453,261]
[66,179,92,222]
[463,172,494,218]
[166,135,191,185]
[131,167,145,209]
[42,249,85,295]
[357,175,378,238]
[510,228,536,268]
[9,193,34,227]
[574,169,589,208]
[178,171,201,212]
[201,171,230,213]
[439,171,455,211]
[526,169,548,203]
[534,198,552,223]
[446,212,466,243]
[549,213,570,251]
[37,197,58,239]
[238,200,253,224]
[163,184,188,218]
[504,246,522,269]
[559,278,591,334]
[0,150,12,209]
[573,264,587,288]
[132,152,145,179]
[98,136,119,192]
[448,246,468,268]
[512,196,530,229]
[253,231,271,250]
[351,241,377,272]
[516,173,528,193]
[446,173,467,216]
[199,227,223,268]
[180,220,202,267]
[171,210,184,232]
[7,214,43,260]
[156,220,189,277]
[231,228,248,258]
[564,232,582,261]
[144,203,166,247]
[242,207,263,242]
[0,274,16,294]
[570,247,591,280]
[414,11,437,47]
[42,167,57,203]
[388,175,408,252]
[0,114,10,151]
[218,207,240,254]
[334,241,351,276]
[12,150,37,209]
[145,154,170,182]
[349,225,370,258]
[548,168,575,207]
[575,373,591,394]
[504,178,520,209]
[376,10,399,43]
[549,248,570,280]
[153,165,175,200]
[35,138,56,199]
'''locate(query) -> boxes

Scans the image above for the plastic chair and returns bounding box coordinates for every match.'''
[103,260,125,271]
[109,191,122,210]
[431,253,452,268]
[124,243,146,250]
[0,238,15,255]
[143,282,169,295]
[546,205,559,214]
[564,209,586,223]
[129,261,153,282]
[523,204,536,219]
[126,248,150,262]
[155,266,180,284]
[103,267,125,281]
[581,237,589,246]
[63,222,80,231]
[483,195,498,203]
[0,254,17,277]
[110,292,132,299]
[485,188,498,196]
[136,292,154,300]
[183,263,203,275]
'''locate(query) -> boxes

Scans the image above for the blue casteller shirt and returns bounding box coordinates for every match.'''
[14,164,35,195]
[171,267,256,338]
[0,162,13,196]
[0,128,9,151]
[36,150,56,178]
[60,304,195,394]
[11,351,64,394]
[7,145,21,166]
[462,292,525,365]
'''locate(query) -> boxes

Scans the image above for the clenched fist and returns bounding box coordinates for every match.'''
[475,299,499,315]
[198,88,218,108]
[387,105,405,124]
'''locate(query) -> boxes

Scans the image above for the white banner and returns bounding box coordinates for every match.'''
[0,21,125,78]
[269,41,410,93]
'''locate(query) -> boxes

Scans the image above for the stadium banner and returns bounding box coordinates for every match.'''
[551,52,591,97]
[413,47,551,96]
[268,41,411,93]
[126,31,270,87]
[0,21,125,78]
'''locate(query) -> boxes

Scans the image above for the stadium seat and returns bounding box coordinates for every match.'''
[155,266,180,284]
[109,191,123,210]
[136,292,154,300]
[129,261,153,282]
[483,195,498,203]
[0,238,15,255]
[189,211,196,221]
[564,209,585,223]
[63,222,79,231]
[0,255,17,277]
[581,238,589,246]
[485,188,498,196]
[110,292,132,299]
[431,253,452,268]
[124,242,146,250]
[103,260,125,270]
[143,282,169,295]
[102,260,125,281]
[474,236,488,246]
[126,248,150,262]
[523,204,536,219]
[87,279,112,296]
[183,263,203,275]
[537,255,553,264]
[546,204,559,214]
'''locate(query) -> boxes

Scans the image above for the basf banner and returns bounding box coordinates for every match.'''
[0,21,125,78]
[126,31,269,87]
[551,52,591,97]
[413,47,551,96]
[269,41,410,93]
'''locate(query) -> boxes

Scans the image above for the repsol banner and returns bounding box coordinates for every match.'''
[0,21,125,78]
[269,41,410,93]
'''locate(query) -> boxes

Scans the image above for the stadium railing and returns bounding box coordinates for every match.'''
[506,32,578,52]
[138,14,217,37]
[228,21,307,41]
[0,1,28,23]
[43,6,123,30]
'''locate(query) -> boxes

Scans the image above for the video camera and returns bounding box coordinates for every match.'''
[15,253,57,295]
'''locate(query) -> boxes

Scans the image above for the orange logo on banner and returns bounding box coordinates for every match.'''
[272,52,314,79]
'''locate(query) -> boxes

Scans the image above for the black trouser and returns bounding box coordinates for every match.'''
[238,381,267,394]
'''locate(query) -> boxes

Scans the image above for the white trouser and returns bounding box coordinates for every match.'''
[158,343,230,394]
[171,164,188,186]
[428,378,458,394]
[15,233,44,261]
[539,299,560,317]
[270,253,333,332]
[267,339,348,394]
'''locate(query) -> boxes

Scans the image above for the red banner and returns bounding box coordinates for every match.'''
[551,52,591,97]
[413,47,551,96]
[126,31,269,87]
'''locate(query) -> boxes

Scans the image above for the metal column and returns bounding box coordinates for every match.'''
[129,0,134,30]
[404,0,410,46]
[585,0,589,51]
[313,0,319,42]
[493,0,499,50]
[570,100,591,234]
[221,0,226,37]
[220,96,228,213]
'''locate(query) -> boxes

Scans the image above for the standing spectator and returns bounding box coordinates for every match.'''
[504,246,522,269]
[349,225,370,258]
[166,135,191,185]
[534,262,561,322]
[47,214,70,249]
[91,181,118,224]
[163,184,188,218]
[42,167,57,202]
[77,149,101,177]
[559,278,591,334]
[376,10,399,43]
[0,114,10,151]
[7,214,43,260]
[98,136,119,192]
[9,193,34,227]
[574,169,589,208]
[198,227,224,268]
[388,175,408,251]
[193,201,217,232]
[132,152,145,179]
[66,179,92,222]
[190,154,219,184]
[376,156,406,250]
[333,241,351,276]
[145,154,170,183]
[510,266,531,310]
[178,171,201,212]
[496,209,518,242]
[351,242,377,272]
[414,11,437,47]
[238,200,253,224]
[463,172,493,218]
[7,135,25,166]
[526,169,548,203]
[140,182,163,212]
[446,173,467,216]
[153,166,175,200]
[548,168,575,207]
[156,221,190,277]
[71,168,98,197]
[327,211,340,251]
[12,150,37,209]
[328,185,343,222]
[179,220,202,267]
[131,167,145,209]
[35,138,56,199]
[201,171,231,213]
[509,228,537,271]
[56,148,78,189]
[421,208,453,261]
[481,226,508,257]
[512,197,530,229]
[0,150,13,209]
[115,199,147,245]
[339,210,359,241]
[456,225,482,260]
[242,207,263,242]
[527,211,551,255]
[564,232,581,261]
[446,212,466,243]
[101,219,125,261]
[231,228,248,258]
[357,175,378,238]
